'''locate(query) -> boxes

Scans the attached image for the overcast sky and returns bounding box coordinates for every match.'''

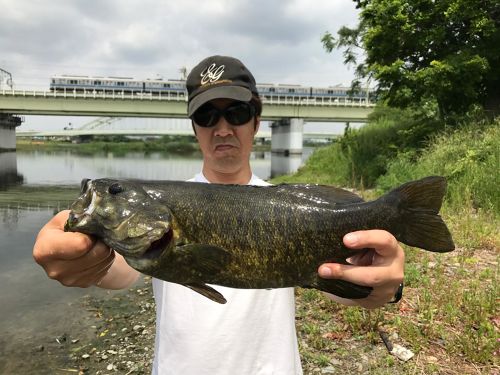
[0,0,361,130]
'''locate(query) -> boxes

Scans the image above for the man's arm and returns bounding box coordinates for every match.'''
[33,210,139,290]
[318,230,405,309]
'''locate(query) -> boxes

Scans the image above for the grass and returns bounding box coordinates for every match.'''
[274,117,499,374]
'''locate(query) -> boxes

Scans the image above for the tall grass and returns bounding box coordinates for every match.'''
[275,114,499,372]
[377,118,499,249]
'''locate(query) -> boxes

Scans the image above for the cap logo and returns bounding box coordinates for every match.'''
[200,63,225,85]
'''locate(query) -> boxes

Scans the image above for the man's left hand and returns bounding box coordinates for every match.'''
[318,230,405,309]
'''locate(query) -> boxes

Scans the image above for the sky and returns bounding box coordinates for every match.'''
[0,0,361,131]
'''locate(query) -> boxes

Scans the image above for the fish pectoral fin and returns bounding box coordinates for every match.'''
[175,243,231,274]
[310,278,372,299]
[185,283,227,304]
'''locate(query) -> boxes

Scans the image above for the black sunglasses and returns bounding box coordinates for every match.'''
[191,101,256,128]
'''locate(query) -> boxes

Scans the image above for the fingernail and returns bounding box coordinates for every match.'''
[344,233,358,245]
[319,266,332,277]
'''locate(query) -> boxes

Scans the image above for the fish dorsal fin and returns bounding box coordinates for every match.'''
[275,184,364,205]
[185,283,227,304]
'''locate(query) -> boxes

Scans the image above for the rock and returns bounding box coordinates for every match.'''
[391,344,415,362]
[55,334,67,344]
[330,358,342,366]
[82,354,90,359]
[321,366,336,373]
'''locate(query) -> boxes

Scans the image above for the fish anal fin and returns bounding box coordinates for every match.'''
[185,283,227,304]
[310,278,372,299]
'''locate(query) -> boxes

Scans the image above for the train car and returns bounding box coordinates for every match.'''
[50,75,144,93]
[50,75,187,98]
[49,75,374,103]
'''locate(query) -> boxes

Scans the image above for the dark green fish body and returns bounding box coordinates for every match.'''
[65,176,455,303]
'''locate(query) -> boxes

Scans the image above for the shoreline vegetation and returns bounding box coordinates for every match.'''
[11,115,499,374]
[15,135,275,155]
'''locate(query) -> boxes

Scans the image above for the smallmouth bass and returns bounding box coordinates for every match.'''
[65,176,454,303]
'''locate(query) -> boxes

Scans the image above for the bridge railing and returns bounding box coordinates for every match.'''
[1,89,375,108]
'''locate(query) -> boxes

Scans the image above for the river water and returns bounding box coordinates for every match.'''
[0,147,313,373]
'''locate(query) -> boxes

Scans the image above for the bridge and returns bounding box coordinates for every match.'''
[15,124,340,141]
[0,89,373,121]
[1,89,374,153]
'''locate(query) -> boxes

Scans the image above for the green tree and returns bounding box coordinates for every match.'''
[323,0,500,120]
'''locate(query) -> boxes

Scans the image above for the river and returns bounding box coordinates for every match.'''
[0,147,313,373]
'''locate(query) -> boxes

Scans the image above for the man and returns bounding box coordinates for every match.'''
[33,55,405,375]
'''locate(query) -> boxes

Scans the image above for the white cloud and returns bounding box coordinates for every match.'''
[0,0,362,129]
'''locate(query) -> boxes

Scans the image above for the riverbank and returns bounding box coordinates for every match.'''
[15,138,273,154]
[21,243,498,375]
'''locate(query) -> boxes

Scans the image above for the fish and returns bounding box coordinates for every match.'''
[64,176,455,304]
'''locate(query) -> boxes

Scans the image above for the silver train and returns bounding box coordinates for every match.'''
[50,75,373,102]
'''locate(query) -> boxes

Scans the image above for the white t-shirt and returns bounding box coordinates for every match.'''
[152,173,302,375]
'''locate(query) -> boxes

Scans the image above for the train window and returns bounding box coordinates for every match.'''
[117,82,124,86]
[94,81,102,85]
[269,87,275,92]
[163,83,170,88]
[328,90,333,94]
[289,88,295,93]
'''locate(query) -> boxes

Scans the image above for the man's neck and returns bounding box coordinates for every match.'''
[202,166,252,185]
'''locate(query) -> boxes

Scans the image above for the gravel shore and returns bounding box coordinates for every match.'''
[17,277,156,375]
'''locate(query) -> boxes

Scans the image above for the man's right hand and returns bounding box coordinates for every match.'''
[33,210,116,288]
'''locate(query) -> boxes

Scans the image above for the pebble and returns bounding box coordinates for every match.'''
[107,363,114,371]
[133,325,143,331]
[330,358,342,366]
[82,354,90,359]
[321,366,336,374]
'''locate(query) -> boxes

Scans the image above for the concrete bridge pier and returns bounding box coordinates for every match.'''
[270,118,303,155]
[0,114,23,151]
[0,151,23,188]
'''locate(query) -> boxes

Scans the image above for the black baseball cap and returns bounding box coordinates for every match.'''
[186,55,258,116]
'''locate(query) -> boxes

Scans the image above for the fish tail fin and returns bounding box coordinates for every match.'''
[383,176,455,252]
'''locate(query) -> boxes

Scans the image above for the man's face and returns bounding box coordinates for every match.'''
[193,98,260,175]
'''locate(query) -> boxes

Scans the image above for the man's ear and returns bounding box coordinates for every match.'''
[191,120,198,136]
[254,116,261,135]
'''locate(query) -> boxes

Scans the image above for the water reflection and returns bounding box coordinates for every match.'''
[13,148,314,184]
[0,204,21,229]
[0,152,24,189]
[270,153,305,178]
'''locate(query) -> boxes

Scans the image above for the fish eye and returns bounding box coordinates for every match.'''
[108,183,124,195]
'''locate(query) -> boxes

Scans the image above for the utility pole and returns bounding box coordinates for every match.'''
[0,68,13,90]
[179,66,187,80]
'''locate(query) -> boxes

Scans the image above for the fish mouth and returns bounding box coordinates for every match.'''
[141,228,174,260]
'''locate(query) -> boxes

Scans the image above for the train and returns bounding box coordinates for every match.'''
[50,75,374,103]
